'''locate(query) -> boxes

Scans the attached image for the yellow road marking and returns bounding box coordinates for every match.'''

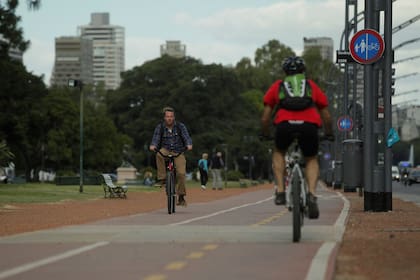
[186,251,204,259]
[143,274,167,280]
[165,261,187,270]
[202,244,219,251]
[252,209,288,226]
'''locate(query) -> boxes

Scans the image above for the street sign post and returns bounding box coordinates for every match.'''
[349,29,385,64]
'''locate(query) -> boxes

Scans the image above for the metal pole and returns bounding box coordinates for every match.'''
[79,84,84,193]
[363,0,374,210]
[343,0,350,140]
[352,1,359,139]
[224,145,228,188]
[383,0,393,210]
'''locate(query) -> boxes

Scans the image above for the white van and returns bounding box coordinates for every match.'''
[392,166,400,181]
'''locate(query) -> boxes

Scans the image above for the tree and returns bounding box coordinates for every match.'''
[254,39,295,85]
[0,58,47,179]
[0,0,41,59]
[108,55,265,174]
[0,140,14,166]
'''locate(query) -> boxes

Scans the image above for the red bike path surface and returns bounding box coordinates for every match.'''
[0,185,348,280]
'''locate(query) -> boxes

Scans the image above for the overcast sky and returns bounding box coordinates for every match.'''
[16,0,419,103]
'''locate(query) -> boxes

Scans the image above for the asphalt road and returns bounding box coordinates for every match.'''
[392,180,420,206]
[0,185,348,280]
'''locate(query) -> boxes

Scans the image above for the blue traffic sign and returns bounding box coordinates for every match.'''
[350,29,384,64]
[337,116,353,132]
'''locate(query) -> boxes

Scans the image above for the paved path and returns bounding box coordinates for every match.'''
[0,185,348,280]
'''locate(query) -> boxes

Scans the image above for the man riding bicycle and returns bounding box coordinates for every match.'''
[261,56,333,219]
[149,106,193,206]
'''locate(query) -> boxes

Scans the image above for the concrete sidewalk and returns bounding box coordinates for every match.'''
[333,190,420,280]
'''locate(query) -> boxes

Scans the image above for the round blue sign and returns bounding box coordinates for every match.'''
[350,29,385,64]
[337,116,353,132]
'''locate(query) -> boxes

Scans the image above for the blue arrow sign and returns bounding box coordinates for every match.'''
[350,29,385,64]
[337,116,353,131]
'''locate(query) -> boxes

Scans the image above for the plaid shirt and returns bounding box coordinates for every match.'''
[151,122,192,153]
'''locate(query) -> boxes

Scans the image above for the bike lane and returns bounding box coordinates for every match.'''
[0,185,348,280]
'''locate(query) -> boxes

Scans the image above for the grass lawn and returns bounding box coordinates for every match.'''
[0,179,255,205]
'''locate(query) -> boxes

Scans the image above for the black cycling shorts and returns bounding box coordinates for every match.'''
[274,121,319,157]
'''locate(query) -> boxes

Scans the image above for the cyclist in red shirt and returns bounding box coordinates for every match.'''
[261,56,333,219]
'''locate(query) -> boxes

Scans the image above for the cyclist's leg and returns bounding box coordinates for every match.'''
[155,148,168,187]
[274,122,293,193]
[299,123,320,218]
[298,123,319,194]
[304,156,319,194]
[174,154,187,205]
[273,122,292,205]
[272,148,286,192]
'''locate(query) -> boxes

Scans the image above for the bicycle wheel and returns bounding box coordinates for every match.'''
[292,169,301,242]
[167,171,176,214]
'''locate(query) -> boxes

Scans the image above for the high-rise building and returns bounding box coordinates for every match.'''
[160,40,186,58]
[78,13,125,90]
[50,36,93,87]
[303,37,334,62]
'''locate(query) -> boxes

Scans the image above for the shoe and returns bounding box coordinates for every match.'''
[177,195,187,207]
[201,185,206,190]
[307,192,319,219]
[274,191,286,205]
[217,188,223,190]
[212,188,216,190]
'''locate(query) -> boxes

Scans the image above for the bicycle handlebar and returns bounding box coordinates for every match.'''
[154,148,185,159]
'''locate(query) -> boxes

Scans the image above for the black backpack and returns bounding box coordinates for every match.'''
[278,73,313,111]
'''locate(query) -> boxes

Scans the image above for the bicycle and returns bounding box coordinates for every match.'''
[154,149,184,214]
[284,137,309,243]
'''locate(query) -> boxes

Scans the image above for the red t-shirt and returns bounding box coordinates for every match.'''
[263,79,329,127]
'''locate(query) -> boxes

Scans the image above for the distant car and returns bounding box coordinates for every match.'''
[392,166,400,181]
[407,168,420,185]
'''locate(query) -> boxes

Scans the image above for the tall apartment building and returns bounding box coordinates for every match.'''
[50,36,93,87]
[160,40,186,58]
[303,37,334,62]
[78,13,125,90]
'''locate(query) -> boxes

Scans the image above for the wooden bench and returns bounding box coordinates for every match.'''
[101,174,128,199]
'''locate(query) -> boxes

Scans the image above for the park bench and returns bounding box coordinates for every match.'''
[101,174,128,199]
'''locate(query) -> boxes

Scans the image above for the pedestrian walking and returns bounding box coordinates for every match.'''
[198,153,209,190]
[210,151,224,190]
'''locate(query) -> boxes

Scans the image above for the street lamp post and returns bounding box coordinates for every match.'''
[68,79,84,193]
[221,144,228,188]
[79,83,84,193]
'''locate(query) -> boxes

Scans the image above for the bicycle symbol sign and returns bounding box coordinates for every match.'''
[350,29,384,64]
[337,116,353,132]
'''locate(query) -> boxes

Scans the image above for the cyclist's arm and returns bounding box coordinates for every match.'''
[261,81,281,136]
[319,107,333,136]
[261,105,273,136]
[149,125,161,151]
[178,123,193,151]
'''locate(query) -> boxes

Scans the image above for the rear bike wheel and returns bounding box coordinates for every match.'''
[166,171,176,214]
[292,170,301,242]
